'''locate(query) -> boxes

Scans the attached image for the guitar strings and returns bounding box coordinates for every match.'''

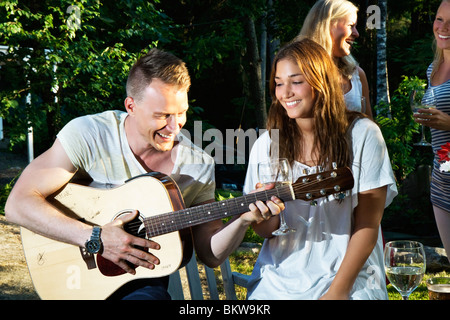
[122,173,345,237]
[123,186,293,237]
[124,174,345,236]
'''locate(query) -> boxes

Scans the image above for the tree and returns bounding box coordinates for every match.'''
[160,0,269,130]
[0,0,175,153]
[243,15,266,129]
[376,0,390,109]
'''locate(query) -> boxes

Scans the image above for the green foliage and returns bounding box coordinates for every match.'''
[375,76,436,236]
[0,0,175,153]
[391,38,434,76]
[374,76,427,181]
[0,174,18,216]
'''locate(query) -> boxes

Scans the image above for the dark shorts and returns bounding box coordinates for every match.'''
[107,276,171,300]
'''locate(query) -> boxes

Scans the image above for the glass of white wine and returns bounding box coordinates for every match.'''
[410,87,436,146]
[384,240,426,300]
[257,158,295,236]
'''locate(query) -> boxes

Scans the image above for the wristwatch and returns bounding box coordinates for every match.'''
[85,226,102,254]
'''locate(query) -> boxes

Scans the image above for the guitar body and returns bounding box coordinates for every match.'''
[21,173,190,300]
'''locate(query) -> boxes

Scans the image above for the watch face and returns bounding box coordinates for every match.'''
[86,240,101,253]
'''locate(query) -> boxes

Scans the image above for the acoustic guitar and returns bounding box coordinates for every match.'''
[21,167,354,299]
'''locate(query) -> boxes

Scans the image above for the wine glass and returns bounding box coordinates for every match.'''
[257,158,295,236]
[410,88,436,146]
[384,240,426,300]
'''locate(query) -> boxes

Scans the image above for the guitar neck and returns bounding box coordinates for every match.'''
[143,185,294,237]
[139,166,353,238]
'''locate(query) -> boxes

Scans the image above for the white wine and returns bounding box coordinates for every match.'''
[386,266,423,294]
[412,105,435,115]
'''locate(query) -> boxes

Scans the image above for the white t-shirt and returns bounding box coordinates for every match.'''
[344,69,364,112]
[57,110,215,207]
[243,118,398,300]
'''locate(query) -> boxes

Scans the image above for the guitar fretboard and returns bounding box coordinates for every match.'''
[143,185,294,238]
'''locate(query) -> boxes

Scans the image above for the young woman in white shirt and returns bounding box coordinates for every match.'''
[243,39,397,300]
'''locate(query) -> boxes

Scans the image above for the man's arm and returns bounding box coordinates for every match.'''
[192,189,284,268]
[5,139,160,274]
[5,139,87,243]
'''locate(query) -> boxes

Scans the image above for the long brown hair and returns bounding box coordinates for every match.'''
[267,39,359,169]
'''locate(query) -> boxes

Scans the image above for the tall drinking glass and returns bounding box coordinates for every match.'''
[384,240,426,300]
[410,88,436,146]
[257,158,295,236]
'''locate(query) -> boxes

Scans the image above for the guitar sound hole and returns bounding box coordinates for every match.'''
[114,210,148,272]
[97,211,149,277]
[123,214,147,240]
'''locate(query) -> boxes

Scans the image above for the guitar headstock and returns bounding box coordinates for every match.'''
[292,167,354,201]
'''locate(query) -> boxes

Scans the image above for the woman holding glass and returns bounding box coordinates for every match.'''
[295,0,372,119]
[243,39,397,299]
[414,0,450,262]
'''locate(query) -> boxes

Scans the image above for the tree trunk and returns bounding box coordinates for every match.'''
[244,16,267,129]
[376,0,391,113]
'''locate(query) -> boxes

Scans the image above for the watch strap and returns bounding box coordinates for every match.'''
[90,226,101,241]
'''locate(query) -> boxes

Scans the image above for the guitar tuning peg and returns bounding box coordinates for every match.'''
[302,168,310,183]
[334,192,346,203]
[330,162,338,178]
[317,165,324,173]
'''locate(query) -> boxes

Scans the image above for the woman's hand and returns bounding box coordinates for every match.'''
[414,108,450,131]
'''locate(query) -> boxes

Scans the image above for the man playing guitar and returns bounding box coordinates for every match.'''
[5,48,284,299]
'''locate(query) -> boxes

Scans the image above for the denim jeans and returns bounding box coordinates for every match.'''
[108,276,171,300]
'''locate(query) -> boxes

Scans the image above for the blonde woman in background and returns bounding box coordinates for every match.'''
[414,0,450,262]
[296,0,373,119]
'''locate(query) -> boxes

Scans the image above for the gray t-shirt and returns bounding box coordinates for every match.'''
[57,110,215,207]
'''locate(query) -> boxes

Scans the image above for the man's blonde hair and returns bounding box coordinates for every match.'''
[126,48,190,102]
